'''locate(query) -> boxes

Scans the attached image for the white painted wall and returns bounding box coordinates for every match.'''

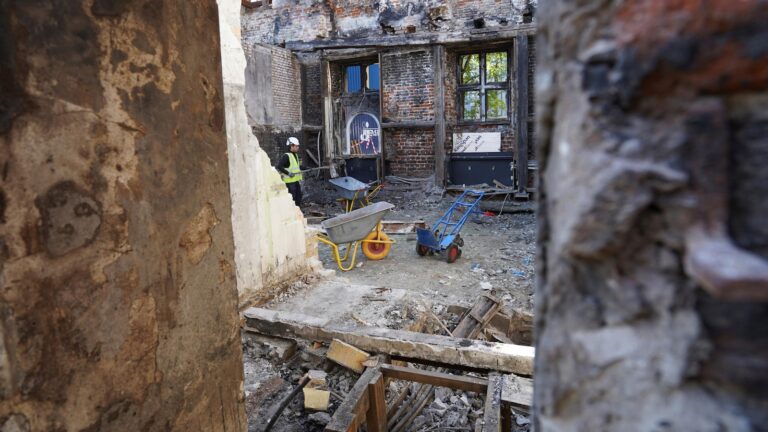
[217,0,320,306]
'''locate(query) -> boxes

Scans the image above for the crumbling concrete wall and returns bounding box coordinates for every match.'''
[536,0,768,430]
[218,0,319,306]
[0,1,245,430]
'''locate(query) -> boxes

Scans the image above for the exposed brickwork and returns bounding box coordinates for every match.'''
[240,1,537,181]
[384,129,435,177]
[381,49,435,122]
[271,46,302,127]
[300,55,323,126]
[444,49,516,154]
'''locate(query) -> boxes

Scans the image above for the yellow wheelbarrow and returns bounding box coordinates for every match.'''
[317,201,395,271]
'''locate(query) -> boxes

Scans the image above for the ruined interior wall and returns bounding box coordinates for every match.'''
[218,0,318,306]
[0,1,245,430]
[244,43,306,167]
[241,0,537,46]
[536,0,768,430]
[380,48,436,177]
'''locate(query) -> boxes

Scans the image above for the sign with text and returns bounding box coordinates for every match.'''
[452,132,501,153]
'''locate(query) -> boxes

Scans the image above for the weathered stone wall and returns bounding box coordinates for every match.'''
[536,0,768,430]
[219,0,319,306]
[0,1,245,430]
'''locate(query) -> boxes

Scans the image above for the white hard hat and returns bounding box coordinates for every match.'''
[286,137,300,146]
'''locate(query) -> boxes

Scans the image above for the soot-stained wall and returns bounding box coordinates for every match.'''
[536,0,768,430]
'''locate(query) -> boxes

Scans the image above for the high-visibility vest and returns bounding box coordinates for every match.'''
[283,153,303,183]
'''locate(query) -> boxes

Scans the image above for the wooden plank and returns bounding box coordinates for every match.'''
[328,339,371,374]
[326,367,378,432]
[243,308,535,375]
[366,371,387,432]
[484,373,503,432]
[434,44,446,186]
[514,35,529,196]
[381,121,435,129]
[304,387,331,411]
[454,294,500,339]
[380,364,488,394]
[501,373,534,409]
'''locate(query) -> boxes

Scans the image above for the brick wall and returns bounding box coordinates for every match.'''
[300,55,323,126]
[384,129,435,177]
[271,46,302,127]
[379,48,436,176]
[443,48,516,154]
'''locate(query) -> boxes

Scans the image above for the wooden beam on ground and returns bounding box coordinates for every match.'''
[328,339,371,373]
[325,367,378,432]
[381,364,488,394]
[501,373,533,410]
[453,294,501,339]
[243,308,535,375]
[484,373,503,432]
[366,371,387,432]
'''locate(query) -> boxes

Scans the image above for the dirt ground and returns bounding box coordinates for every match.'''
[242,185,536,432]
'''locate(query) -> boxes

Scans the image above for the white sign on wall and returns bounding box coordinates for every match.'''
[452,132,501,153]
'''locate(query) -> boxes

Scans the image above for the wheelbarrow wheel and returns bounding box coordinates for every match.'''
[416,243,430,256]
[446,245,461,263]
[362,231,391,260]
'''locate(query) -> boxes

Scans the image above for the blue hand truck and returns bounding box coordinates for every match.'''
[415,190,485,263]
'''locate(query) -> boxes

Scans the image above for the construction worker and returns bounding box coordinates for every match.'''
[277,137,306,206]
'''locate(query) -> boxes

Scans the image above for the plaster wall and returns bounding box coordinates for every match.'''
[0,1,245,430]
[218,0,319,306]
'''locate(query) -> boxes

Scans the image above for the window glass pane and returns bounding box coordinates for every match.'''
[460,54,480,84]
[486,52,508,83]
[346,65,361,93]
[486,90,507,119]
[462,91,481,120]
[366,63,380,91]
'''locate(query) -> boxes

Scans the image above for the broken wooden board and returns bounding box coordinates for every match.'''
[501,373,533,410]
[243,308,534,375]
[327,339,371,373]
[304,387,330,411]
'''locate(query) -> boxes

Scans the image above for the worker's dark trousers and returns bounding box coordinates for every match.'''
[286,182,302,207]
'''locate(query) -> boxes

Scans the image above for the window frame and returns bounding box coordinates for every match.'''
[343,61,381,95]
[456,47,513,125]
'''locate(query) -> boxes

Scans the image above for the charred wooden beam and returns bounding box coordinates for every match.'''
[381,121,435,129]
[325,367,378,432]
[484,373,503,432]
[287,25,537,52]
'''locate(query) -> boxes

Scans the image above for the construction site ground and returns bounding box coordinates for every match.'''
[242,186,537,432]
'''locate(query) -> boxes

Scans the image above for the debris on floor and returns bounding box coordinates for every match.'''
[242,192,536,431]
